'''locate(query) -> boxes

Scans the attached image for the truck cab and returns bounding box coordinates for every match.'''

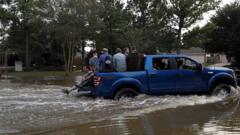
[87,55,237,99]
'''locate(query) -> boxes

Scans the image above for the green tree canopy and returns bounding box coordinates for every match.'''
[168,0,220,54]
[0,0,53,68]
[126,0,175,53]
[183,23,216,49]
[207,1,240,66]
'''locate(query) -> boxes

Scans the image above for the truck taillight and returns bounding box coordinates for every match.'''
[94,76,101,86]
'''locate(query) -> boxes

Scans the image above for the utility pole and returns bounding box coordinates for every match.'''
[107,15,113,54]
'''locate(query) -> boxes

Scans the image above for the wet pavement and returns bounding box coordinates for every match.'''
[0,80,240,135]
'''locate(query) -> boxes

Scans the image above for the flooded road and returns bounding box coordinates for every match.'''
[0,80,240,135]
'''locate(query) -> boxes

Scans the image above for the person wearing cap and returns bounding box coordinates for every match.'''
[98,48,113,72]
[113,48,127,72]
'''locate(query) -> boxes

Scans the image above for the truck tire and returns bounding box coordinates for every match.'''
[212,84,231,96]
[114,88,138,100]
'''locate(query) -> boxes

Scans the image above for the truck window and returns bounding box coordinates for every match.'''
[152,58,171,70]
[176,57,198,70]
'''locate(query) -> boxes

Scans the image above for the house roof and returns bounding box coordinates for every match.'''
[180,47,205,55]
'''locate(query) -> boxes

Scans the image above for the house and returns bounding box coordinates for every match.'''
[180,47,206,63]
[180,47,228,64]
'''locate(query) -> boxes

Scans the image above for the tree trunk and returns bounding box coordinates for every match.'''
[108,16,113,54]
[176,27,182,54]
[25,31,30,70]
[70,40,75,73]
[4,49,8,74]
[81,39,85,70]
[109,23,113,54]
[67,40,71,74]
[176,20,183,54]
[71,33,77,73]
[63,34,76,76]
[63,43,69,76]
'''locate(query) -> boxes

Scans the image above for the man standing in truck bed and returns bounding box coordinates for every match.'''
[113,48,127,72]
[127,49,144,71]
[99,48,113,72]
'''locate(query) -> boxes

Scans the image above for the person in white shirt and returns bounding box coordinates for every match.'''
[113,48,127,72]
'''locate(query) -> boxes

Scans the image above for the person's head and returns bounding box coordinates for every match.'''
[177,59,183,67]
[93,52,98,57]
[116,48,122,53]
[102,48,108,53]
[153,62,158,68]
[131,46,137,53]
[123,47,130,54]
[83,66,89,72]
[131,49,137,53]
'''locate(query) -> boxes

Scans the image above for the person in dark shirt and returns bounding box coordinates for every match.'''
[126,49,144,71]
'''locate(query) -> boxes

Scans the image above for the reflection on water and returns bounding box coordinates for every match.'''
[9,75,83,86]
[44,97,240,135]
[0,81,240,135]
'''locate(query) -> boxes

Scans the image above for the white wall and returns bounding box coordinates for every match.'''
[189,55,205,64]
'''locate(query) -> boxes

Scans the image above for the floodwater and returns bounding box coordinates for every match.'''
[0,80,240,135]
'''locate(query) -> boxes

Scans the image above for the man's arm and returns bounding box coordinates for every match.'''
[113,55,117,69]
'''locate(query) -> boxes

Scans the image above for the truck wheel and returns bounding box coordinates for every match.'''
[114,88,138,100]
[212,84,231,96]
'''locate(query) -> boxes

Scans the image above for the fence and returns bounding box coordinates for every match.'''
[0,52,16,73]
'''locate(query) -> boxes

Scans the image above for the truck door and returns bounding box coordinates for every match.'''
[173,57,208,93]
[148,57,178,95]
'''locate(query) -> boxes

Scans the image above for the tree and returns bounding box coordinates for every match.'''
[0,0,53,69]
[206,1,240,66]
[168,0,220,54]
[126,0,153,52]
[148,0,176,53]
[126,0,175,53]
[183,23,216,49]
[52,0,97,75]
[96,0,131,53]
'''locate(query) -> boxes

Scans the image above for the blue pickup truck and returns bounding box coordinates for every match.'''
[81,55,238,99]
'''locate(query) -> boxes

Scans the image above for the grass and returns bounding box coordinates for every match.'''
[6,71,83,78]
